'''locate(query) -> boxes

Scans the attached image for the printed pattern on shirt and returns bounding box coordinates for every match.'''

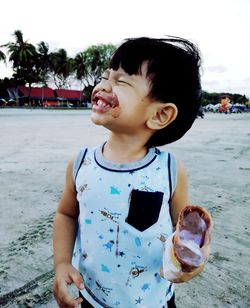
[72,145,176,307]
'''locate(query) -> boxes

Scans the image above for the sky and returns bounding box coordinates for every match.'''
[0,0,249,98]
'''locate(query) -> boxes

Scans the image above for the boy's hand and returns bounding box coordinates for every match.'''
[53,263,84,307]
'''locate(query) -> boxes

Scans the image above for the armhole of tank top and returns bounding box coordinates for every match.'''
[167,153,177,204]
[73,148,88,185]
[168,153,172,204]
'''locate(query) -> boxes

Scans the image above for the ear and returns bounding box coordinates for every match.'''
[146,103,178,130]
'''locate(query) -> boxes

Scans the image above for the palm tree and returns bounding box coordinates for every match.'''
[37,41,50,85]
[74,52,87,105]
[74,52,86,85]
[5,30,37,70]
[4,30,40,106]
[49,48,74,89]
[74,44,116,101]
[36,41,51,104]
[0,49,6,63]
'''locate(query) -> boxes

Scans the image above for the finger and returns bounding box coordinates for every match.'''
[58,280,82,307]
[69,271,84,290]
[73,296,83,306]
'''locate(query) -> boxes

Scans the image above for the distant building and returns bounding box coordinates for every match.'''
[7,86,56,106]
[54,89,84,107]
[7,86,85,107]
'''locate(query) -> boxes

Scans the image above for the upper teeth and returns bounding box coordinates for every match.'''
[97,99,109,108]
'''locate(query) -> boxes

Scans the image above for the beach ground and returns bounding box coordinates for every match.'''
[0,109,249,307]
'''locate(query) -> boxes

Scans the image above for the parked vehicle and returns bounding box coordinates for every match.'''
[43,101,59,108]
[204,104,218,112]
[0,98,7,106]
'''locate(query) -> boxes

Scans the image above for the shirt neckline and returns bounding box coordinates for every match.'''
[94,143,158,172]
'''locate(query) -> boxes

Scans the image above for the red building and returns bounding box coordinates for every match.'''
[54,89,84,107]
[7,86,56,106]
[7,86,85,107]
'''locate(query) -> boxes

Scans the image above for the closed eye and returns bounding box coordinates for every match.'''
[101,76,109,80]
[101,69,110,80]
[117,79,131,86]
[100,74,131,86]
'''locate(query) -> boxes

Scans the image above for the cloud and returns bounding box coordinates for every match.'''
[243,77,250,83]
[206,65,227,73]
[202,80,220,87]
[0,0,249,97]
[202,77,250,98]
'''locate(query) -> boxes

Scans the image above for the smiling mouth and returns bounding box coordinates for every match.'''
[92,93,119,109]
[95,98,112,109]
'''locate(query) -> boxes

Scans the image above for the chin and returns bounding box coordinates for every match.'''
[90,112,105,126]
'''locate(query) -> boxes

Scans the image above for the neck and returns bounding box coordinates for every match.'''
[103,133,150,163]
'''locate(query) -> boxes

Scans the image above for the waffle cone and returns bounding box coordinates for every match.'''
[173,205,213,272]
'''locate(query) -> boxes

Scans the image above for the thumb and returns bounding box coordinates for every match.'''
[70,270,84,290]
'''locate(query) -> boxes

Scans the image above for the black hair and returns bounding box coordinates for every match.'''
[109,36,202,147]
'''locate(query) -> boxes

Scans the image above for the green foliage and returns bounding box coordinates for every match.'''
[201,91,248,106]
[81,43,116,86]
[5,30,37,69]
[74,44,116,87]
[2,33,53,90]
[49,49,74,88]
[74,44,116,100]
[0,49,6,63]
[1,30,116,100]
[1,30,248,106]
[36,41,51,86]
[3,30,45,105]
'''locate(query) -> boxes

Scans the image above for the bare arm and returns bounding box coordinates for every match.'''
[163,160,209,283]
[53,159,84,307]
[170,160,189,229]
[53,159,79,266]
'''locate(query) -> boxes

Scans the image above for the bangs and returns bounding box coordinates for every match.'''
[109,38,155,76]
[108,37,191,79]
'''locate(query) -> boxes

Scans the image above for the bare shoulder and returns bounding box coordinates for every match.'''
[170,159,189,227]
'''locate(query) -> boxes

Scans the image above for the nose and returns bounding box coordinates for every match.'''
[92,77,113,101]
[97,78,112,93]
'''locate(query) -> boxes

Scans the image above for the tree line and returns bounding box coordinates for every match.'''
[0,30,116,102]
[201,91,248,106]
[0,30,248,106]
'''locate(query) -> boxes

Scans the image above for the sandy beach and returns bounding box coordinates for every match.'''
[0,109,249,307]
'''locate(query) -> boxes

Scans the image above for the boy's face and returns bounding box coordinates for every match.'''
[91,63,154,134]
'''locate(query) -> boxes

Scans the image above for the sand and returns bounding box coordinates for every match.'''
[0,109,249,307]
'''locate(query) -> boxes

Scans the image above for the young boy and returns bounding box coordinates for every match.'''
[53,36,203,307]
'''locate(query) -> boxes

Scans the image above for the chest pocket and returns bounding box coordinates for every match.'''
[126,189,164,232]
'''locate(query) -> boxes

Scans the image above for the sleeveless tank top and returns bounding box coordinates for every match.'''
[72,143,177,307]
